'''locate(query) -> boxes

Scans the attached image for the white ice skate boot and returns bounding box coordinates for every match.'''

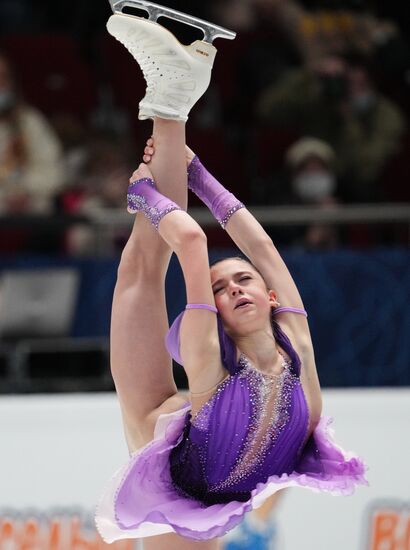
[107,0,236,122]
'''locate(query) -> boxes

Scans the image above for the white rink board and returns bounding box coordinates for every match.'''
[1,389,409,550]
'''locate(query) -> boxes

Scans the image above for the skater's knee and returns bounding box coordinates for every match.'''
[117,243,168,283]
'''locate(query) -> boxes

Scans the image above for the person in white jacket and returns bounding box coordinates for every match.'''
[0,52,64,214]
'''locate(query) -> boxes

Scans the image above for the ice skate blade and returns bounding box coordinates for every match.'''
[109,0,236,44]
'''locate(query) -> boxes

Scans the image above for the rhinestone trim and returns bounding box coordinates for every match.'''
[218,202,245,229]
[127,178,181,229]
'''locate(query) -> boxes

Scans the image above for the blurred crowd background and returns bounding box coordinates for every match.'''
[0,0,409,394]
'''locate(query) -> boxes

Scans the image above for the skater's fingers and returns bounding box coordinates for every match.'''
[146,137,154,147]
[144,146,154,155]
[143,154,151,163]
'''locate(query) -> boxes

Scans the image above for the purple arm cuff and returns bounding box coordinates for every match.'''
[188,156,244,229]
[127,177,182,229]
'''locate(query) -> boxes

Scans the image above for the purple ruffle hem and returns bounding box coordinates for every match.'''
[95,404,368,542]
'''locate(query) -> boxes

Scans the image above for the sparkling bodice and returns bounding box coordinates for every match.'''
[170,341,310,504]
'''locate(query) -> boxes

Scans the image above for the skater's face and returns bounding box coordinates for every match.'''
[210,258,277,337]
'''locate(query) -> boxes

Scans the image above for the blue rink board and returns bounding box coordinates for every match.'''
[0,247,409,387]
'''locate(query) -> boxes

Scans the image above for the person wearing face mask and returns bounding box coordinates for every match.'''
[286,137,337,204]
[285,137,340,249]
[0,52,63,217]
[257,54,406,202]
[335,57,405,201]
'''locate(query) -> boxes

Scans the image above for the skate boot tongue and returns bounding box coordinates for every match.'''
[106,13,219,121]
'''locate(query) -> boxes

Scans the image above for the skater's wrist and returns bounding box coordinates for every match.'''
[127,177,182,229]
[128,177,156,191]
[213,195,245,229]
[187,158,244,228]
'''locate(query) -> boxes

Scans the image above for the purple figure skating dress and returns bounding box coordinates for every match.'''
[95,306,367,542]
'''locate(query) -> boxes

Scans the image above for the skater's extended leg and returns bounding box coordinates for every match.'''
[106,10,229,548]
[111,118,188,451]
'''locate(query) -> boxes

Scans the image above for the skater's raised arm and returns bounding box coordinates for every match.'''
[184,150,316,359]
[186,150,307,308]
[127,163,225,393]
[144,140,306,324]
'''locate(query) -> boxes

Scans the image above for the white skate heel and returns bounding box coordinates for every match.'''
[106,1,236,122]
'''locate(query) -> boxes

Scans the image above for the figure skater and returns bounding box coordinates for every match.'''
[96,7,367,549]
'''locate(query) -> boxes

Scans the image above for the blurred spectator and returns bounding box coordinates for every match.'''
[62,133,132,255]
[286,137,337,204]
[250,136,340,248]
[211,0,256,32]
[213,0,304,45]
[0,52,64,214]
[52,113,89,192]
[211,0,306,103]
[249,2,410,74]
[257,54,406,202]
[76,133,131,211]
[298,9,409,67]
[286,137,340,249]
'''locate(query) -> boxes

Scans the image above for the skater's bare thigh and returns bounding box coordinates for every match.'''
[110,214,182,448]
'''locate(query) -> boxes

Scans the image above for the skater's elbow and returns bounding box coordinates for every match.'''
[174,224,207,254]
